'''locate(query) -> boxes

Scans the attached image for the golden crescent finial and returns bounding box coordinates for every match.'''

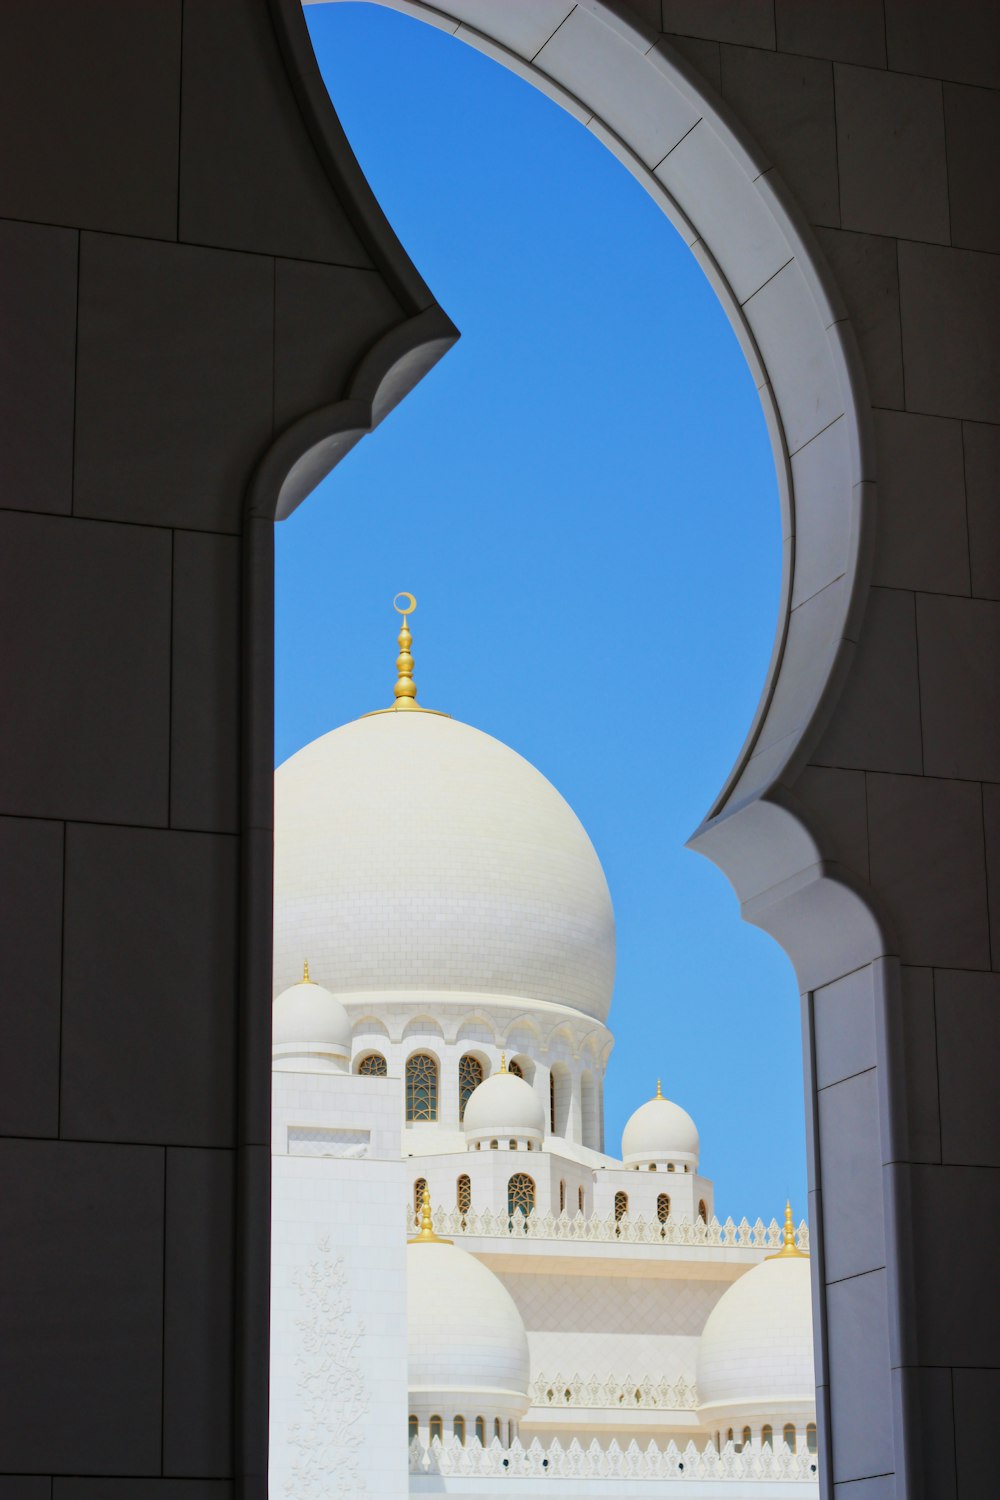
[392,593,419,709]
[655,1078,663,1099]
[302,959,312,985]
[393,592,417,617]
[766,1199,808,1259]
[410,1185,452,1246]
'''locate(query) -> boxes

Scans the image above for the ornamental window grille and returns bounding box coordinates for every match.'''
[406,1052,438,1121]
[806,1423,818,1454]
[614,1191,629,1221]
[657,1193,671,1224]
[550,1073,556,1133]
[413,1178,426,1225]
[430,1415,442,1443]
[475,1416,485,1445]
[457,1174,471,1215]
[507,1172,535,1218]
[507,1058,523,1077]
[783,1424,796,1453]
[358,1051,387,1076]
[698,1199,708,1223]
[578,1185,584,1213]
[559,1179,566,1212]
[458,1053,483,1120]
[408,1415,418,1444]
[762,1425,773,1449]
[454,1416,466,1445]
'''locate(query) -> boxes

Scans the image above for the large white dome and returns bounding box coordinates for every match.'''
[621,1085,699,1169]
[273,710,615,1021]
[697,1252,815,1423]
[462,1069,545,1144]
[407,1237,530,1420]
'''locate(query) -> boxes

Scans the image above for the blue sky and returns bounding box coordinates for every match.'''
[278,1,804,1223]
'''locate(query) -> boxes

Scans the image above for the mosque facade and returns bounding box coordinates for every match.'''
[268,601,819,1498]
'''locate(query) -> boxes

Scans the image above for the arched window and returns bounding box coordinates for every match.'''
[475,1415,485,1445]
[614,1190,628,1221]
[667,1162,675,1172]
[549,1072,556,1133]
[357,1051,387,1076]
[762,1424,773,1448]
[454,1415,466,1445]
[508,1420,514,1445]
[457,1174,471,1215]
[806,1422,817,1453]
[508,1058,523,1078]
[578,1185,584,1213]
[698,1199,708,1223]
[742,1426,752,1447]
[406,1053,438,1121]
[489,1139,498,1150]
[657,1193,671,1225]
[648,1162,657,1170]
[408,1414,418,1444]
[458,1053,483,1120]
[783,1424,796,1453]
[413,1178,427,1225]
[493,1417,501,1442]
[507,1172,535,1218]
[726,1428,734,1444]
[559,1179,566,1212]
[429,1414,442,1443]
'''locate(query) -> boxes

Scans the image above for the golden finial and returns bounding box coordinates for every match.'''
[655,1079,663,1100]
[392,592,419,709]
[500,1052,507,1074]
[410,1185,452,1246]
[766,1199,808,1259]
[302,959,313,985]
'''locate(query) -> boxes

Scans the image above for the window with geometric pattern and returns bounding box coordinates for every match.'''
[550,1072,556,1132]
[458,1053,483,1120]
[475,1416,485,1446]
[806,1423,817,1454]
[783,1424,796,1453]
[454,1415,466,1445]
[507,1058,523,1077]
[507,1172,535,1218]
[413,1177,427,1225]
[762,1425,773,1449]
[358,1051,387,1076]
[430,1415,442,1443]
[457,1174,471,1215]
[578,1185,585,1213]
[657,1192,671,1223]
[559,1179,566,1212]
[406,1052,438,1121]
[614,1190,629,1221]
[698,1198,708,1223]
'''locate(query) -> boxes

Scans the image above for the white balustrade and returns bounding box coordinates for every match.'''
[408,1434,819,1481]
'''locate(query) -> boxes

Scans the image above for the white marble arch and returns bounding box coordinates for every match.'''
[292,4,907,1493]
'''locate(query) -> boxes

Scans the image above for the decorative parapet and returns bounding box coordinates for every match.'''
[409,1435,819,1482]
[530,1373,698,1411]
[405,1205,810,1253]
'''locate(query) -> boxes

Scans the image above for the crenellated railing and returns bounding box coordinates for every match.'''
[406,1205,810,1253]
[529,1373,698,1411]
[409,1435,820,1482]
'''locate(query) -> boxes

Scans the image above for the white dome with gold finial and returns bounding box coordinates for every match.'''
[462,1057,546,1148]
[621,1081,699,1170]
[273,598,615,1022]
[272,961,351,1072]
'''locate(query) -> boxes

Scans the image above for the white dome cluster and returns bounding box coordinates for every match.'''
[462,1062,545,1150]
[621,1082,699,1171]
[273,710,615,1021]
[272,964,351,1072]
[407,1194,530,1438]
[697,1217,815,1427]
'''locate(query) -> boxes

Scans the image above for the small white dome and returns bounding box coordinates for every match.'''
[462,1069,545,1143]
[407,1236,530,1421]
[272,971,351,1071]
[697,1251,815,1423]
[621,1085,699,1168]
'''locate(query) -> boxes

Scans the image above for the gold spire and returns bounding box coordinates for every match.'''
[766,1200,808,1259]
[392,592,419,709]
[302,959,313,985]
[409,1185,452,1246]
[500,1052,507,1074]
[655,1079,663,1099]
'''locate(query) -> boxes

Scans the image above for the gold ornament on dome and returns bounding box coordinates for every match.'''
[410,1185,452,1245]
[362,592,449,718]
[766,1200,808,1259]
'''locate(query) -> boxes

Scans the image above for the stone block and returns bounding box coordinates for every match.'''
[898,242,1000,424]
[0,0,181,237]
[871,410,968,595]
[74,233,272,533]
[818,1069,886,1282]
[867,773,989,969]
[944,83,1000,254]
[0,220,77,516]
[813,964,876,1090]
[899,1162,1000,1365]
[743,259,844,455]
[934,969,1000,1167]
[61,825,238,1148]
[0,512,170,824]
[964,419,1000,601]
[954,1369,1000,1498]
[916,593,1000,781]
[814,587,922,774]
[661,0,774,49]
[889,966,941,1166]
[171,532,241,834]
[836,65,949,244]
[0,817,62,1138]
[795,765,869,882]
[897,1367,956,1500]
[825,1269,895,1483]
[721,47,839,226]
[815,228,903,409]
[885,0,1000,90]
[775,0,886,68]
[0,1140,163,1473]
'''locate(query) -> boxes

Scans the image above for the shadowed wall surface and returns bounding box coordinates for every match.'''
[0,2,997,1498]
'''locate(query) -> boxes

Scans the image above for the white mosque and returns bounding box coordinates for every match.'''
[268,598,820,1498]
